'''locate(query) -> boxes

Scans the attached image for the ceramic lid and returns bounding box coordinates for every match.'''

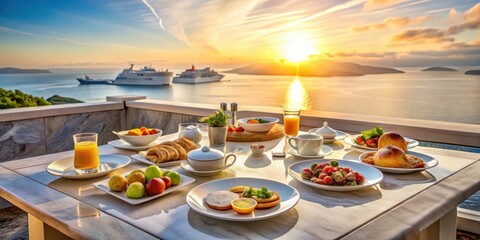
[314,122,337,137]
[188,146,224,161]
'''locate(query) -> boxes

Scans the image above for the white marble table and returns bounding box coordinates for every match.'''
[0,132,479,240]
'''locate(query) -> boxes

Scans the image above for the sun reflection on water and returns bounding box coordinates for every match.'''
[283,77,311,110]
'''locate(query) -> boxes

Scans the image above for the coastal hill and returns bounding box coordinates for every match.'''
[421,67,457,72]
[465,70,480,75]
[0,67,51,74]
[225,59,404,77]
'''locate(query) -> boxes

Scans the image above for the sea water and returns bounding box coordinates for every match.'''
[0,67,479,125]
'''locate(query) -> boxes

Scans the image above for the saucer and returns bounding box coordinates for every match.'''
[180,160,235,177]
[288,145,333,158]
[47,154,130,179]
[307,129,347,143]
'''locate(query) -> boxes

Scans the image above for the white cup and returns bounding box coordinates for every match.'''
[288,134,323,156]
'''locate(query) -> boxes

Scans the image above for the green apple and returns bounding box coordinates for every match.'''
[145,165,162,182]
[166,171,181,186]
[126,182,145,199]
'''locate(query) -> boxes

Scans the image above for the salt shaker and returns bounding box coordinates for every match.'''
[231,102,238,127]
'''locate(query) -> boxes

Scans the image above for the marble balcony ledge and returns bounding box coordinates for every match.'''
[0,101,124,122]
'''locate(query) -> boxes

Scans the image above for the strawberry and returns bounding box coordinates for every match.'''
[235,126,245,132]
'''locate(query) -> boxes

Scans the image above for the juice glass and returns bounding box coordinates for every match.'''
[284,109,300,137]
[73,133,99,174]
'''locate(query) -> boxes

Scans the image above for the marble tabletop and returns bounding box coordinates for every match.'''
[1,132,479,239]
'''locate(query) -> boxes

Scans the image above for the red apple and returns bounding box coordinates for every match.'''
[145,178,165,196]
[161,176,172,189]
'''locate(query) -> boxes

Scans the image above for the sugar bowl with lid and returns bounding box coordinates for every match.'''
[187,146,236,171]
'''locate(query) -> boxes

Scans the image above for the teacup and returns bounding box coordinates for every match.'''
[288,134,324,156]
[187,146,236,171]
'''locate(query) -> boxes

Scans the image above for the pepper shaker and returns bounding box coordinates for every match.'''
[231,102,238,127]
[220,102,227,112]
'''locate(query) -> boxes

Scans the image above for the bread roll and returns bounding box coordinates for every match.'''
[378,132,408,151]
[373,145,408,168]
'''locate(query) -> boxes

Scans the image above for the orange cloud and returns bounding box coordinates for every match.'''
[391,28,453,45]
[352,16,428,32]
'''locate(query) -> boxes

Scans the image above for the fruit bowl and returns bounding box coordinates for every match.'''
[113,129,163,146]
[237,117,279,133]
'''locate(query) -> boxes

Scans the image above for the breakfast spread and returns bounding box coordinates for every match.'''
[144,137,197,164]
[108,165,181,199]
[301,161,365,186]
[127,127,158,136]
[360,146,426,168]
[205,185,281,214]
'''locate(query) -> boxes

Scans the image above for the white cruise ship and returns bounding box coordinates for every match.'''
[111,64,174,86]
[173,65,224,84]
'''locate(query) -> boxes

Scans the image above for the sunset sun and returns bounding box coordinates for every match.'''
[281,31,317,63]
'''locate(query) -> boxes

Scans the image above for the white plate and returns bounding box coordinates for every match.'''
[344,134,419,151]
[287,145,333,158]
[108,139,164,151]
[288,159,383,192]
[92,168,195,205]
[358,151,439,174]
[131,154,182,167]
[47,154,130,179]
[308,129,347,143]
[180,159,235,176]
[186,177,300,221]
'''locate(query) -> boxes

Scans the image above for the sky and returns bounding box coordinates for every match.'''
[0,0,479,68]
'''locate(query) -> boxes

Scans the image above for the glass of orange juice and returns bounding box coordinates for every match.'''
[73,133,100,174]
[284,109,300,137]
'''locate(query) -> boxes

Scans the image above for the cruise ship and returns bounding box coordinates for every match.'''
[173,65,224,84]
[111,64,174,86]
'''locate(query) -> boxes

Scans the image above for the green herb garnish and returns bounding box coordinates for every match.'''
[256,187,272,199]
[361,126,383,140]
[243,187,253,198]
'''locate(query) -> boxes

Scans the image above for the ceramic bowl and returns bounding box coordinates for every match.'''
[187,146,236,171]
[250,144,265,156]
[113,129,162,146]
[238,117,279,133]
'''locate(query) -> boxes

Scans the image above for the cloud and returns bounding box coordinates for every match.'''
[443,40,480,49]
[391,28,454,45]
[363,0,408,9]
[352,16,428,32]
[390,3,480,46]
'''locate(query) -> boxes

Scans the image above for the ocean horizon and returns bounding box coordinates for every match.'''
[1,66,479,125]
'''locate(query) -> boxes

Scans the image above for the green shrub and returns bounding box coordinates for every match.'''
[0,88,51,109]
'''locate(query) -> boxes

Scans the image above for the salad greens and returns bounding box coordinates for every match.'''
[258,118,270,123]
[361,126,383,140]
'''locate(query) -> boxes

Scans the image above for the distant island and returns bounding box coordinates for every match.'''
[0,67,51,74]
[465,70,480,75]
[225,59,404,77]
[421,67,457,72]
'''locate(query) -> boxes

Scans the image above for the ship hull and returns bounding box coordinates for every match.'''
[112,75,173,86]
[173,74,224,84]
[76,78,112,84]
